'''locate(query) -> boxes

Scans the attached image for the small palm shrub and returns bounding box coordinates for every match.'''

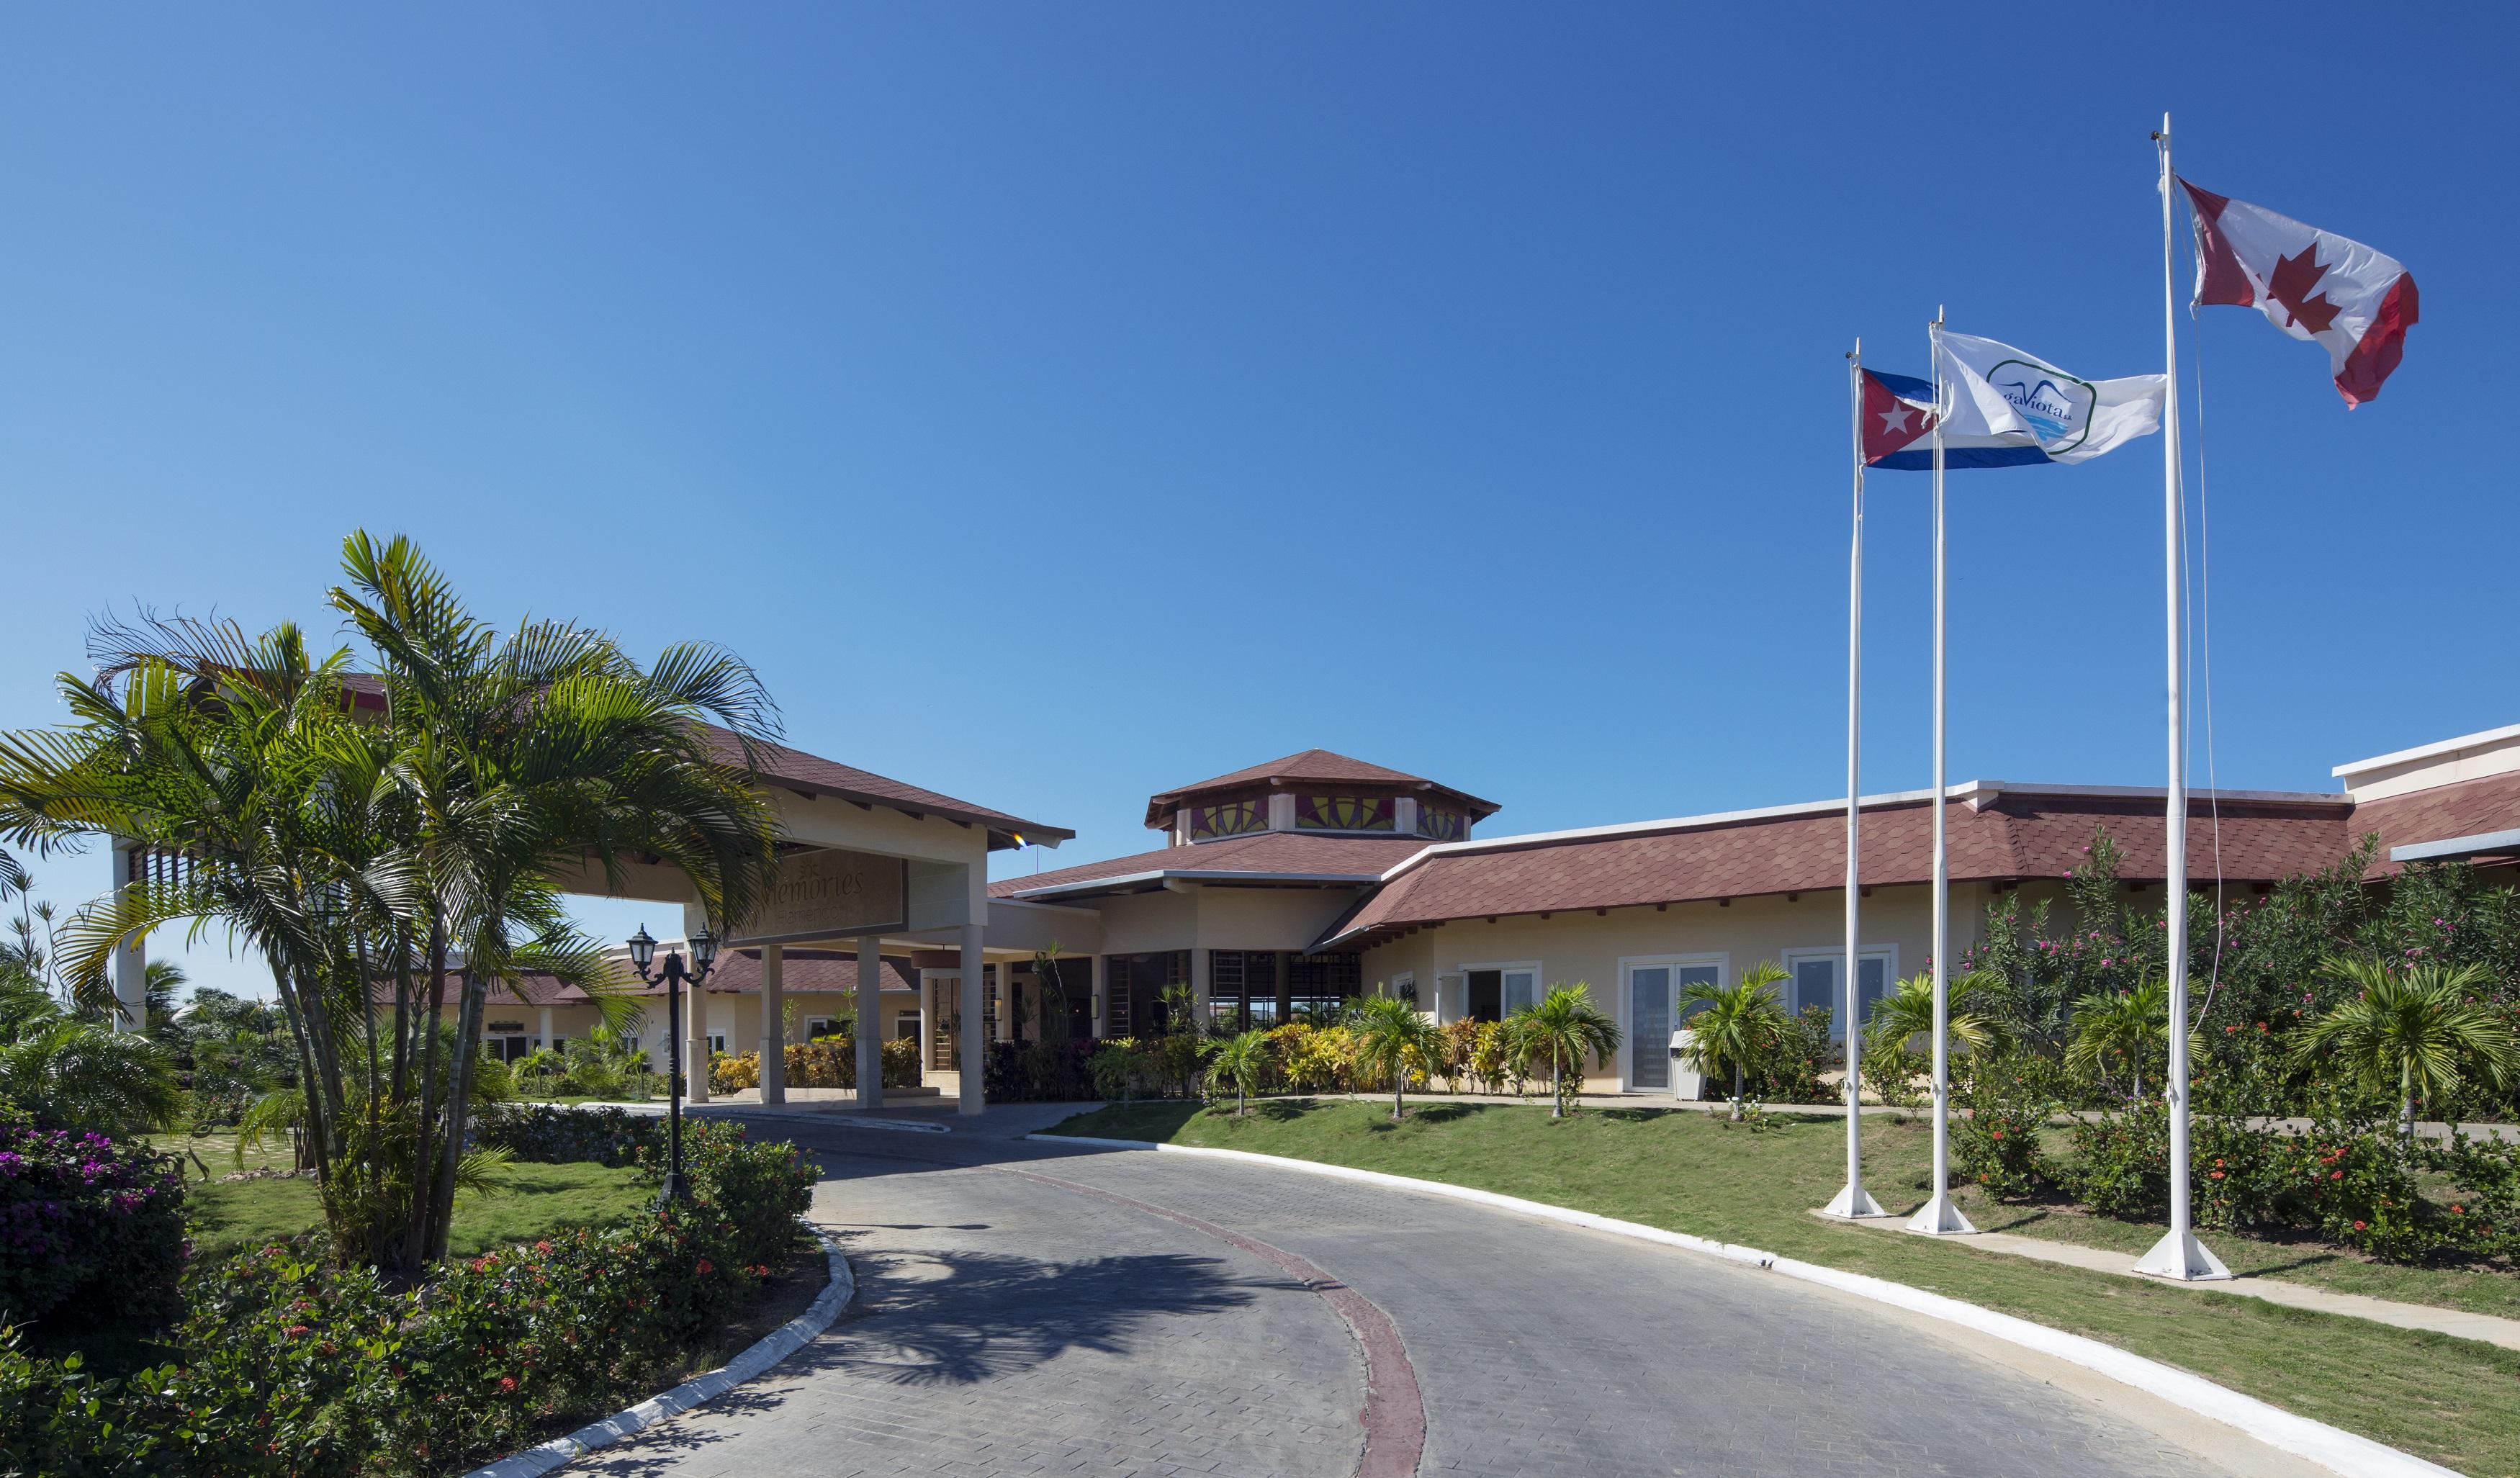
[1349,998,1445,1120]
[1506,983,1621,1119]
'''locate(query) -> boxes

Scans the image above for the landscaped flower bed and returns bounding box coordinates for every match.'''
[0,1119,815,1477]
[0,1118,188,1366]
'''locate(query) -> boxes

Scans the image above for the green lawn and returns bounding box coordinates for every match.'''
[162,1133,651,1263]
[1049,1099,2520,1478]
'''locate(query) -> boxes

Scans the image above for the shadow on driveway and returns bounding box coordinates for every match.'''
[575,1243,1292,1475]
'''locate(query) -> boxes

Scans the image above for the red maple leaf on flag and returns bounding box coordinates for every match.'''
[2267,244,2342,336]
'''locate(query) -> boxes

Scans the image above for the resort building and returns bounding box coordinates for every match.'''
[373,722,2520,1106]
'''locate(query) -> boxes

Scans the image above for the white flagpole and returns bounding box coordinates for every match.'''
[1910,310,1974,1235]
[2138,112,2230,1281]
[1824,341,1885,1222]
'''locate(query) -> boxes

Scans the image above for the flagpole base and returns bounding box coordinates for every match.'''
[1817,1182,1892,1220]
[2133,1228,2233,1281]
[1904,1191,1978,1236]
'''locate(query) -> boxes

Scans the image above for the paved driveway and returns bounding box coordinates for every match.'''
[573,1113,2319,1478]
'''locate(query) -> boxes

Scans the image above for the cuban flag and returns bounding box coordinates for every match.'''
[1860,369,1937,467]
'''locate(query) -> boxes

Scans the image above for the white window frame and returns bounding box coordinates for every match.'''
[1778,945,1899,1042]
[1619,954,1727,1092]
[1390,971,1418,1009]
[1457,960,1542,1023]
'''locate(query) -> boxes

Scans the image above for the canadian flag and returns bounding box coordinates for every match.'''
[2180,179,2418,407]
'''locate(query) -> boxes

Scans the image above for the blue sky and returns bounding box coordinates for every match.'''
[5,6,2512,999]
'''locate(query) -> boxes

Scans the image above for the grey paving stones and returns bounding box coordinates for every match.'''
[569,1127,2246,1478]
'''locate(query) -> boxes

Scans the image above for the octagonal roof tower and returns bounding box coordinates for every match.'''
[1144,748,1500,847]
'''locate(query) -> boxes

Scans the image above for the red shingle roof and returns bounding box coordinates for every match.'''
[706,731,1070,847]
[2349,771,2520,874]
[993,830,1428,901]
[1143,749,1500,827]
[343,671,1068,849]
[1315,786,2356,950]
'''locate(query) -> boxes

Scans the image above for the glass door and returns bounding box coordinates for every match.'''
[1629,967,1671,1090]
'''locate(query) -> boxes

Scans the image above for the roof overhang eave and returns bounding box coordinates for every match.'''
[2389,827,2520,865]
[1005,868,1388,901]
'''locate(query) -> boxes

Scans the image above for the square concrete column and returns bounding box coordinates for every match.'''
[759,944,786,1105]
[538,1006,553,1050]
[994,964,1014,1044]
[1189,947,1211,1030]
[109,838,148,1034]
[687,986,711,1104]
[855,934,883,1110]
[959,923,985,1115]
[1091,955,1107,1038]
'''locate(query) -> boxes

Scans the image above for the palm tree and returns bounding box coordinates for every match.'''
[0,1014,181,1134]
[2292,955,2520,1140]
[1350,993,1446,1120]
[4,536,782,1275]
[1209,1028,1272,1117]
[1678,963,1787,1117]
[2065,976,2203,1099]
[1507,982,1622,1119]
[1868,968,2006,1058]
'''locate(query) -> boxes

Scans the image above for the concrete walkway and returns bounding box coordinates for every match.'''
[1827,1213,2520,1352]
[564,1106,2333,1478]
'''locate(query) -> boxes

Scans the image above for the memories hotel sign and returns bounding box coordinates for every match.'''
[729,848,907,946]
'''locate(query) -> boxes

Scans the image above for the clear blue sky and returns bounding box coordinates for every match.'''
[6,6,2512,999]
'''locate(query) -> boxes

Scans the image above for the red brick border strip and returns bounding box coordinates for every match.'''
[994,1165,1426,1478]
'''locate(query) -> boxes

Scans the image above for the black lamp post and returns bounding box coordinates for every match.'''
[627,922,718,1204]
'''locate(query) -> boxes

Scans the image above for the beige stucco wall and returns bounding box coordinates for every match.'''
[1192,886,1362,951]
[1362,880,1994,1094]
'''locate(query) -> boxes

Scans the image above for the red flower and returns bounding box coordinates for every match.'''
[696,1258,714,1275]
[2354,1220,2368,1231]
[2209,1171,2224,1179]
[499,1376,518,1393]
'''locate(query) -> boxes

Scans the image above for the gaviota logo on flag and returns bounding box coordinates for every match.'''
[1922,330,2165,467]
[1986,361,2094,451]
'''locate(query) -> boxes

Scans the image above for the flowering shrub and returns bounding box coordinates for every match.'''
[1951,1055,2053,1201]
[1742,1006,1832,1104]
[0,1119,188,1365]
[710,1040,921,1095]
[0,1122,814,1476]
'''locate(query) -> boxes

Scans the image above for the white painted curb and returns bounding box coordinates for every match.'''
[464,1220,855,1478]
[1027,1134,2462,1478]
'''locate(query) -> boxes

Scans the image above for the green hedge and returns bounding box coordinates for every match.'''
[0,1120,815,1477]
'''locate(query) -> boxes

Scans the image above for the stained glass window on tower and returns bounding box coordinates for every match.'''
[1418,806,1465,841]
[1187,798,1266,839]
[1296,795,1393,831]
